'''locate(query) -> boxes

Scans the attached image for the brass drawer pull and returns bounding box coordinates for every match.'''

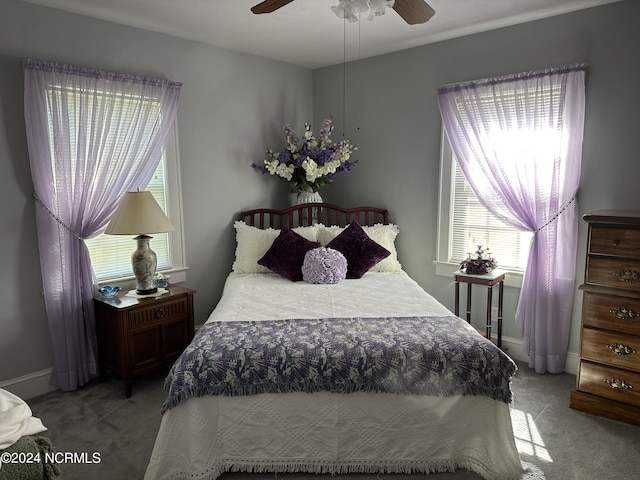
[613,269,640,282]
[155,308,166,319]
[604,378,633,391]
[607,343,636,356]
[609,307,640,320]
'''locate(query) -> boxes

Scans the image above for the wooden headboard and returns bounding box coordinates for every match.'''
[239,203,389,228]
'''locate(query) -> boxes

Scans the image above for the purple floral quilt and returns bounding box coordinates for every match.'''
[162,316,516,414]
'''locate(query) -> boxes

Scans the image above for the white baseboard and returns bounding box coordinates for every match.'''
[499,335,578,375]
[0,369,57,400]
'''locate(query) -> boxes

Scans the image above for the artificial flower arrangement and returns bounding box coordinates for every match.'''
[460,245,498,275]
[252,118,358,193]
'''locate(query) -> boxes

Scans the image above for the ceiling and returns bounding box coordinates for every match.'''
[21,0,621,69]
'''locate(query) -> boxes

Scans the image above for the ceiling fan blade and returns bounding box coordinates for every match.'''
[251,0,295,14]
[392,0,435,25]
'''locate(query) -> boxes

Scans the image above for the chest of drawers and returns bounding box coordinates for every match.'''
[570,210,640,425]
[94,284,195,398]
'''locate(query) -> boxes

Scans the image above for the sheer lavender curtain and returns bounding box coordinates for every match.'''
[23,59,182,391]
[438,64,587,373]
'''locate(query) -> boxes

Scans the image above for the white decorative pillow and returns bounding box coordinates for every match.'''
[316,224,343,246]
[317,223,402,272]
[233,221,319,274]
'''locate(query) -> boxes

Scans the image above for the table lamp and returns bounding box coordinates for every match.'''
[105,191,175,294]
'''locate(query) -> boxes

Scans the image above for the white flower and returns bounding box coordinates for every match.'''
[276,163,294,181]
[265,160,294,181]
[302,159,320,182]
[266,160,279,175]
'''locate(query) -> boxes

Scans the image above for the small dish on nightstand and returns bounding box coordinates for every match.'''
[99,285,121,298]
[154,273,170,288]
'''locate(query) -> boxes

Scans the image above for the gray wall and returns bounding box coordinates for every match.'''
[0,0,312,383]
[313,0,640,358]
[1,0,638,386]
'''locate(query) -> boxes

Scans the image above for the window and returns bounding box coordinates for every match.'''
[45,80,186,284]
[85,125,186,284]
[437,129,532,284]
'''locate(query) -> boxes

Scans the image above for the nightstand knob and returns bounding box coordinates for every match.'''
[156,308,166,319]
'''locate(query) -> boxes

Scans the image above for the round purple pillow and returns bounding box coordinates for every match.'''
[302,247,348,284]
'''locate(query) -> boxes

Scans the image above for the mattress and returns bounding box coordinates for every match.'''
[146,271,533,480]
[206,271,454,322]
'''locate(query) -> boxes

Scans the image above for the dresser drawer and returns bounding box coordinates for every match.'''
[581,328,640,371]
[578,360,640,408]
[128,297,188,330]
[582,291,640,336]
[586,256,640,291]
[589,226,640,257]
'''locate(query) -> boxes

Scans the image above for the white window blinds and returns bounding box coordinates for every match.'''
[86,159,171,281]
[45,83,174,282]
[450,155,532,270]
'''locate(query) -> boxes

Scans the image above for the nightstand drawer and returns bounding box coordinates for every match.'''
[581,328,640,371]
[582,291,640,336]
[586,257,640,291]
[128,297,188,330]
[578,361,640,408]
[589,226,640,257]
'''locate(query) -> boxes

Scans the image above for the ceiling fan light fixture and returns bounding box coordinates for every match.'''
[368,0,395,19]
[251,0,434,25]
[332,0,395,22]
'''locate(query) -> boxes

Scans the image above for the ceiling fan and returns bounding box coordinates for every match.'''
[251,0,436,25]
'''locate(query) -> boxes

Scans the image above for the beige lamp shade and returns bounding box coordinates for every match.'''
[105,191,174,295]
[106,191,175,235]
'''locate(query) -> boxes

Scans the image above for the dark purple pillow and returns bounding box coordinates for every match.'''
[327,220,391,279]
[258,226,320,281]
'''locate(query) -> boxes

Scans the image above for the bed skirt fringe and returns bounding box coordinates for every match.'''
[215,459,545,480]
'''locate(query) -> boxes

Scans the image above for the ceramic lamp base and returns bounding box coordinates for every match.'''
[136,287,158,295]
[132,234,158,295]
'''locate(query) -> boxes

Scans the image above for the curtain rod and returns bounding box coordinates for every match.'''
[23,58,182,88]
[438,63,589,94]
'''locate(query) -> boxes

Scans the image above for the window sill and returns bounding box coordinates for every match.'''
[97,267,188,290]
[434,261,523,289]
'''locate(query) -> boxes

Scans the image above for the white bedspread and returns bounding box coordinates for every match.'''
[146,272,531,480]
[207,271,453,322]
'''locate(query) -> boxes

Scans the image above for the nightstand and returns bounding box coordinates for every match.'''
[94,284,195,398]
[454,269,505,348]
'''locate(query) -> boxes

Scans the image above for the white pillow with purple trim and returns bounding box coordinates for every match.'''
[233,221,319,274]
[317,223,402,272]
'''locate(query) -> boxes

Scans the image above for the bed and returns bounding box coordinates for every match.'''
[145,203,539,480]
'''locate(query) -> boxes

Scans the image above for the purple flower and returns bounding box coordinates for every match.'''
[278,150,293,164]
[318,119,333,142]
[251,163,269,175]
[460,245,498,274]
[283,124,299,145]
